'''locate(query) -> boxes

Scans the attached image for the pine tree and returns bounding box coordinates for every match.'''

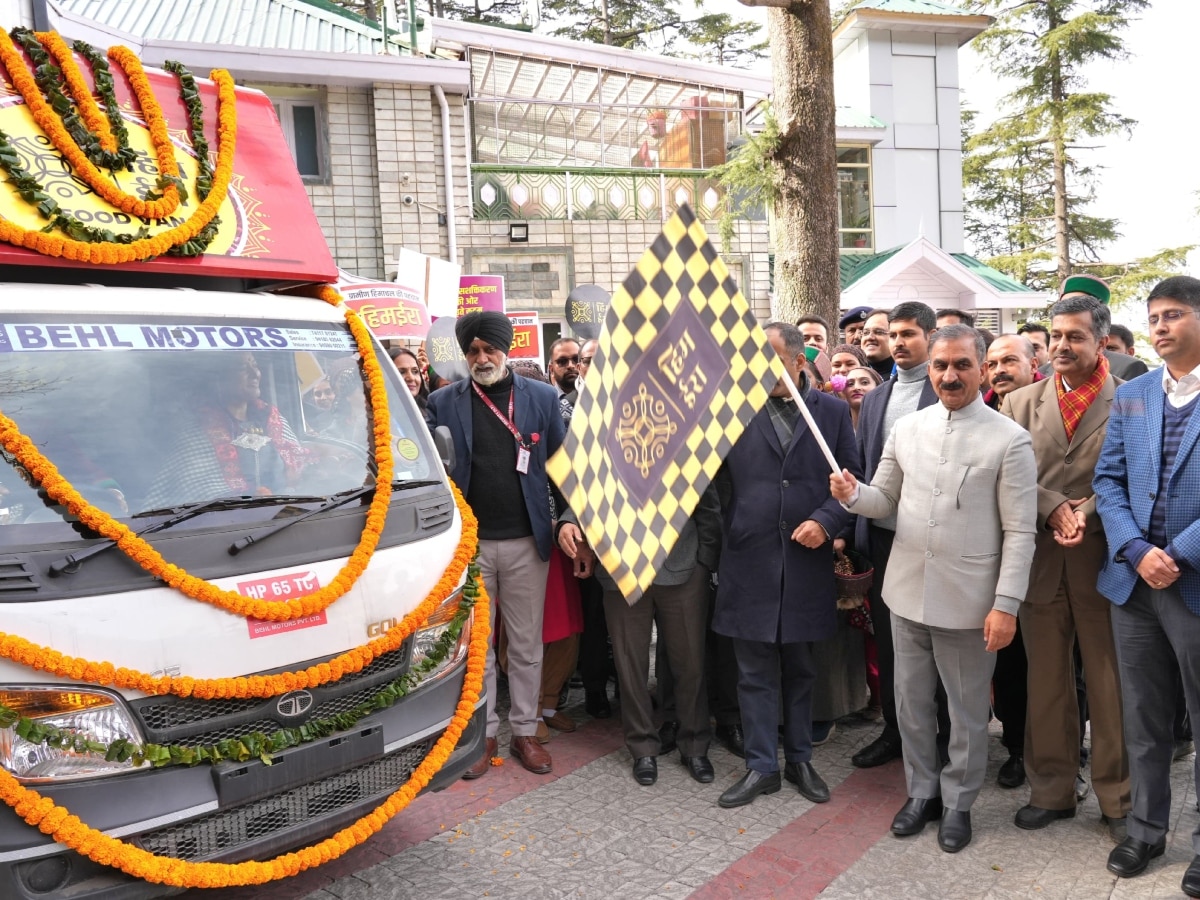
[679,14,768,68]
[541,0,681,51]
[964,0,1189,297]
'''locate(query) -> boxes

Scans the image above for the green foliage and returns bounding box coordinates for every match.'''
[679,14,767,68]
[542,0,681,50]
[1081,245,1196,307]
[962,1,1186,292]
[711,105,780,250]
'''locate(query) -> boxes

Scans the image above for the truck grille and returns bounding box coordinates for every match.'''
[129,643,411,746]
[133,738,433,860]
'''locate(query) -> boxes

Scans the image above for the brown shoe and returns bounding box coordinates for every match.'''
[462,737,496,780]
[510,735,553,774]
[543,711,576,733]
[536,720,551,743]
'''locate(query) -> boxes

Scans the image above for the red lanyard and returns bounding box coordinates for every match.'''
[471,382,527,447]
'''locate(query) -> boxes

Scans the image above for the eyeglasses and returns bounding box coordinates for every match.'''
[580,356,594,367]
[1148,309,1200,327]
[862,328,890,338]
[553,355,580,366]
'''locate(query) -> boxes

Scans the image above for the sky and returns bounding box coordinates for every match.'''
[697,0,1197,269]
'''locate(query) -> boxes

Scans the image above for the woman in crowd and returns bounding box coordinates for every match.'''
[829,344,868,378]
[840,366,883,431]
[390,346,429,413]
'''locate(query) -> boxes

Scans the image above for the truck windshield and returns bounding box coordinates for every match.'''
[0,315,434,540]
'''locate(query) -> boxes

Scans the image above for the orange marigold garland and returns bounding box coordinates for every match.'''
[33,30,119,154]
[0,30,181,220]
[0,571,490,888]
[0,296,392,624]
[0,481,477,699]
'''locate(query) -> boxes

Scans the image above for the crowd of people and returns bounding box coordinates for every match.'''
[394,273,1200,897]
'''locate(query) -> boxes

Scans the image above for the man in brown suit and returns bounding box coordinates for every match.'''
[1003,294,1131,842]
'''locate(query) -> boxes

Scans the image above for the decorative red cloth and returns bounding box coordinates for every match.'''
[542,548,584,643]
[199,401,309,493]
[1055,354,1109,443]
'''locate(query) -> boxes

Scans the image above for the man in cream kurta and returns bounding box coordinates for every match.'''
[831,325,1038,853]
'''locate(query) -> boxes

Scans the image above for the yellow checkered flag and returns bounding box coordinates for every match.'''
[547,205,785,602]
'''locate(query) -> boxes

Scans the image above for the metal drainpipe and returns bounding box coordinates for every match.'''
[31,0,50,30]
[433,85,457,264]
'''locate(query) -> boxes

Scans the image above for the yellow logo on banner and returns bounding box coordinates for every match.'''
[0,95,259,255]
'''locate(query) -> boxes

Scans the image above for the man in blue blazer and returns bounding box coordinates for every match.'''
[1094,275,1200,897]
[712,322,863,808]
[851,301,940,769]
[426,311,567,779]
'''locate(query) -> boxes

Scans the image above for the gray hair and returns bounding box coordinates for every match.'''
[1049,295,1110,341]
[928,324,986,363]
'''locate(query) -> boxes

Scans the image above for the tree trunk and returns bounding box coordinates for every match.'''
[1048,9,1070,284]
[766,0,840,326]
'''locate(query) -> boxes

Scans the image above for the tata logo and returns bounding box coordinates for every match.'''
[276,690,315,719]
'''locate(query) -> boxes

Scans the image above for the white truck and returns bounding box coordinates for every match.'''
[0,31,484,900]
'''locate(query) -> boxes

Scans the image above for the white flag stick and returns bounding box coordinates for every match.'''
[780,368,841,475]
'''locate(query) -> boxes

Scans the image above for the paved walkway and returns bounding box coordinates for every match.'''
[187,691,1199,900]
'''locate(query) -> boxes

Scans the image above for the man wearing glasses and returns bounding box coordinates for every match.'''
[1094,275,1200,897]
[547,337,581,399]
[860,310,895,382]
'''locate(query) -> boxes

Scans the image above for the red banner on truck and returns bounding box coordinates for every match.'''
[0,54,337,284]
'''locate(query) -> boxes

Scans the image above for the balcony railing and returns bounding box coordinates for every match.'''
[472,165,736,222]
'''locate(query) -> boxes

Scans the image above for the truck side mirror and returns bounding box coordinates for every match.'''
[433,426,455,473]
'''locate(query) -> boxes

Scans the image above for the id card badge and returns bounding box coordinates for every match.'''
[516,446,531,474]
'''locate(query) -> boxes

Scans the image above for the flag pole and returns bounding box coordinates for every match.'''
[780,369,841,475]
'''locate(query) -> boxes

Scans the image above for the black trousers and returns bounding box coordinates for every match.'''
[577,575,612,695]
[733,637,816,774]
[992,618,1027,754]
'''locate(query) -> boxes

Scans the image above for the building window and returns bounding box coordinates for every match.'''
[271,95,328,183]
[837,145,872,252]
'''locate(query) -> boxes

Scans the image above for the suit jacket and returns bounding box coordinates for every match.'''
[1003,373,1120,604]
[853,373,938,552]
[712,390,862,644]
[426,373,567,560]
[1040,350,1147,381]
[1094,371,1200,615]
[846,396,1038,629]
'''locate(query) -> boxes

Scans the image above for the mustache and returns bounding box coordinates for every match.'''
[992,374,1013,384]
[940,380,966,391]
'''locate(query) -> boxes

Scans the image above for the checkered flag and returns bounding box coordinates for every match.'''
[547,205,784,602]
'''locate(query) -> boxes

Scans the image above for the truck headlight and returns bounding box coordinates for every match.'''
[409,587,472,689]
[0,687,144,782]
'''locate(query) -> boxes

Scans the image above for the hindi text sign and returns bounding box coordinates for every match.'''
[506,311,541,360]
[458,275,505,318]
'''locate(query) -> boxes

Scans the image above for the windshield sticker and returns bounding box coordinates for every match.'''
[395,437,420,462]
[0,323,356,353]
[239,570,329,639]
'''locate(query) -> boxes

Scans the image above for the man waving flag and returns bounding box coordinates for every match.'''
[547,204,784,602]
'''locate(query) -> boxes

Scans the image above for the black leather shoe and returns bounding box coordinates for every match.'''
[715,723,745,758]
[631,756,657,785]
[1014,804,1075,830]
[997,752,1026,788]
[853,733,902,768]
[938,810,972,853]
[784,761,830,803]
[658,720,679,755]
[681,755,715,783]
[1107,837,1166,877]
[586,691,612,719]
[717,770,782,808]
[891,797,943,836]
[1182,855,1200,898]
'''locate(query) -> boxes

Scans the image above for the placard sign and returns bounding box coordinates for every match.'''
[565,284,611,340]
[426,315,469,382]
[506,311,541,360]
[340,282,429,338]
[458,274,505,318]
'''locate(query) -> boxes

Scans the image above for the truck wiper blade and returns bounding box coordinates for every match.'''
[48,494,292,577]
[227,480,440,556]
[133,494,327,519]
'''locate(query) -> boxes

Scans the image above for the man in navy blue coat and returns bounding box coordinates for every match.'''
[1094,275,1200,896]
[712,322,863,808]
[426,311,567,779]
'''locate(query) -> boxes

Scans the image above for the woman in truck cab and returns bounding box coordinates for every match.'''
[142,351,315,509]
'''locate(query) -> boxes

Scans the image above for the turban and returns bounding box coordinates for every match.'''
[454,310,513,355]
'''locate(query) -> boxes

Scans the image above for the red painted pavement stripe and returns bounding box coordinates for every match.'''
[190,717,626,900]
[689,762,909,900]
